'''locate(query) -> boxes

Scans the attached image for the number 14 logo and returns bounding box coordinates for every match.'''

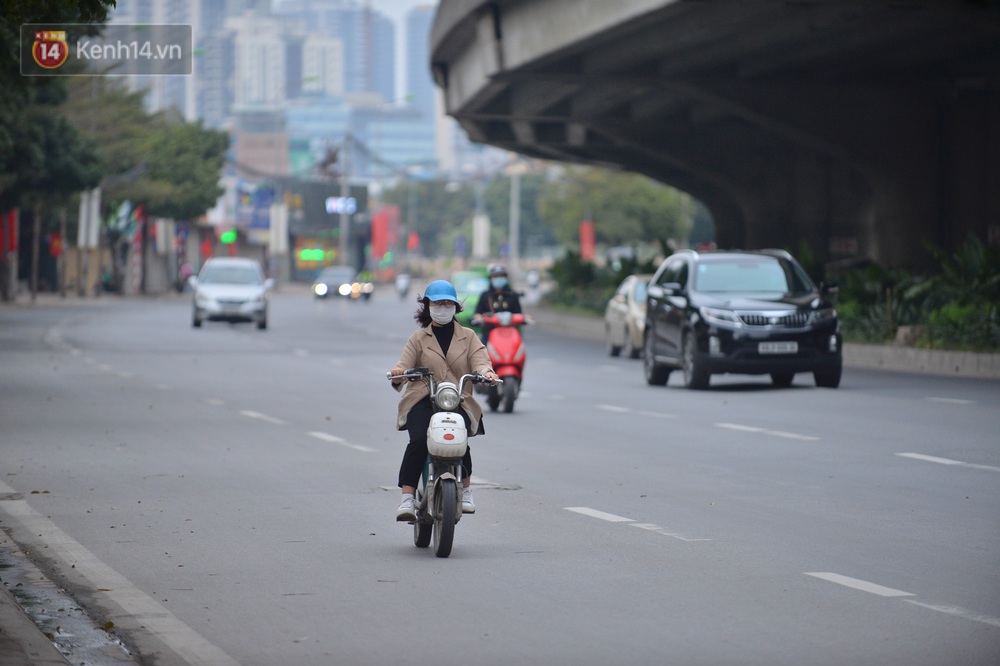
[33,30,68,69]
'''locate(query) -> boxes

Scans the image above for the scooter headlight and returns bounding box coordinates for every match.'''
[435,384,461,411]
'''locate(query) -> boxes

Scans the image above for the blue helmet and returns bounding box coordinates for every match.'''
[423,280,460,304]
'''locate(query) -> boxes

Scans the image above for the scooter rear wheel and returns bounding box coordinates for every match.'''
[433,479,457,558]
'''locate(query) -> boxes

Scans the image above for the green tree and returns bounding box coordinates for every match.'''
[480,172,556,256]
[380,179,476,257]
[0,0,115,196]
[537,166,694,254]
[115,116,229,221]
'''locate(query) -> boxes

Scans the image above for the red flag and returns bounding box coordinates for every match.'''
[580,220,595,261]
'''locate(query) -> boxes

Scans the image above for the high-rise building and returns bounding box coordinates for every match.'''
[404,5,436,120]
[274,0,395,104]
[301,34,345,98]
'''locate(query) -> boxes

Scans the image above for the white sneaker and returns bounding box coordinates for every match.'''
[396,495,415,522]
[462,488,476,514]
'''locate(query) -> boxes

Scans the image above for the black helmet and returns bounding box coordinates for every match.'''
[488,263,508,277]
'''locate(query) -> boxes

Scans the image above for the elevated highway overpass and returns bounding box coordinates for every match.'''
[430,0,1000,270]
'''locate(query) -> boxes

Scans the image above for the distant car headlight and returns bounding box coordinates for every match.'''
[338,283,352,296]
[700,306,742,328]
[314,283,328,296]
[436,385,461,411]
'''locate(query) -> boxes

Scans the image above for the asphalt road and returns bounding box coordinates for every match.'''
[1,286,998,665]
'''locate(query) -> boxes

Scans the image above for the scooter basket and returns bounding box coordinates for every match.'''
[427,412,468,458]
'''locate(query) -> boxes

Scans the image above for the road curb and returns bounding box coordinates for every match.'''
[527,307,1000,380]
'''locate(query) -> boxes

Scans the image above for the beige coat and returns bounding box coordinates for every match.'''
[392,321,493,433]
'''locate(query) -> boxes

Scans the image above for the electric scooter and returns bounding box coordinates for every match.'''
[473,312,529,413]
[386,368,499,557]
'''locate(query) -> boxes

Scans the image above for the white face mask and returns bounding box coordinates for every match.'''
[429,304,456,324]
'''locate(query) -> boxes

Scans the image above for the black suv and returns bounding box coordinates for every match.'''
[643,249,842,389]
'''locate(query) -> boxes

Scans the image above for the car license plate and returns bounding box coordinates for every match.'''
[759,341,798,354]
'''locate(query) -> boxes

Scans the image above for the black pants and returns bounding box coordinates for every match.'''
[398,399,475,488]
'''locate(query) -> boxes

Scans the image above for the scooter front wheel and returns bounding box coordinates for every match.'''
[433,479,457,558]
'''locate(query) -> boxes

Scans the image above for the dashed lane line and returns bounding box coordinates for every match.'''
[897,452,1000,472]
[565,506,634,522]
[904,601,1000,628]
[565,507,711,542]
[308,431,375,452]
[926,397,974,405]
[596,404,676,419]
[716,422,820,441]
[805,572,913,597]
[806,572,1000,628]
[239,410,286,425]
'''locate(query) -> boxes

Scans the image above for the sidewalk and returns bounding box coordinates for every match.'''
[0,585,70,665]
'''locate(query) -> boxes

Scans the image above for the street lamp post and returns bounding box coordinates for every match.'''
[339,131,351,267]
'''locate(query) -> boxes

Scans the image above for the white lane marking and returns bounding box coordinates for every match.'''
[0,480,241,666]
[716,422,819,441]
[596,404,675,419]
[926,397,974,405]
[204,398,225,406]
[565,507,634,523]
[807,572,1000,628]
[904,600,1000,628]
[630,522,711,542]
[240,410,285,425]
[805,572,914,597]
[308,431,374,452]
[636,410,676,419]
[717,423,763,433]
[897,453,1000,472]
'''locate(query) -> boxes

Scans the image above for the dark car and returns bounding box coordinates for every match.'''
[312,266,374,300]
[643,249,841,389]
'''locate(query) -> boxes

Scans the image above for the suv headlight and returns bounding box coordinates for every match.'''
[436,385,461,411]
[700,306,742,328]
[811,308,837,324]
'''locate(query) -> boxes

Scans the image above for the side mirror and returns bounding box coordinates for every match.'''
[188,276,198,288]
[647,285,665,301]
[613,293,627,304]
[264,278,275,291]
[661,282,682,294]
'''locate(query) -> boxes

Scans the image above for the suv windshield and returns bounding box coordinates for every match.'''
[693,257,813,293]
[200,266,262,285]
